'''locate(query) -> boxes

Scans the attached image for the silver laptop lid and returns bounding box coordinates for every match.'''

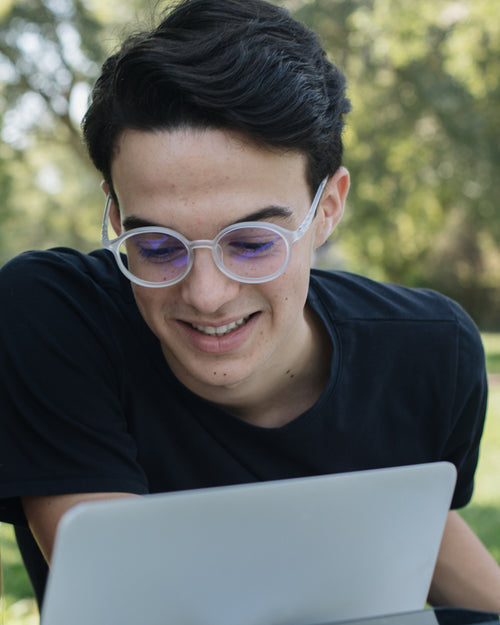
[41,462,456,625]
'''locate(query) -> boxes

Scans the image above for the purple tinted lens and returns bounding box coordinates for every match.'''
[219,227,286,277]
[121,232,189,282]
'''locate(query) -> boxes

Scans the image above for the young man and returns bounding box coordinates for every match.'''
[1,0,499,613]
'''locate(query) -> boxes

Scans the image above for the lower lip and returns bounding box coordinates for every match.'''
[177,313,260,354]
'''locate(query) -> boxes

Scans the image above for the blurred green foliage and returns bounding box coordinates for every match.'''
[1,0,499,328]
[292,0,500,329]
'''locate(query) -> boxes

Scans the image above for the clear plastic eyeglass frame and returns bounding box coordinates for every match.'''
[101,177,328,288]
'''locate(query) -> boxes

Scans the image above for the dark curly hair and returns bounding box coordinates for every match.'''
[82,0,350,195]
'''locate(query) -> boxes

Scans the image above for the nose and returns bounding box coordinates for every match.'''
[180,248,241,313]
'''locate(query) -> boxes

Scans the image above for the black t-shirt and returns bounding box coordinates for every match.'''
[0,247,487,528]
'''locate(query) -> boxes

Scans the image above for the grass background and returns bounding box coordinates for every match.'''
[1,333,500,625]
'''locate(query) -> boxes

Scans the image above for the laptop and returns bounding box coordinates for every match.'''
[41,462,456,625]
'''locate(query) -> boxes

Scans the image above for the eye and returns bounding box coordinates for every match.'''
[129,234,187,264]
[223,229,282,260]
[228,239,277,258]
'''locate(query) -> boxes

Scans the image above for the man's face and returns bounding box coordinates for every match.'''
[108,128,347,406]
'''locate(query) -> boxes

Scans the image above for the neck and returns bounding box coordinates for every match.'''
[212,306,332,428]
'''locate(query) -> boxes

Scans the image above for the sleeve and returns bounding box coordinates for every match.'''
[443,299,488,509]
[0,251,149,525]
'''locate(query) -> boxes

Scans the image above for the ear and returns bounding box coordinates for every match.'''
[101,180,122,237]
[312,166,350,249]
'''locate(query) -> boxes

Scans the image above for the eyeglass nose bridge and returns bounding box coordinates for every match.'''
[188,239,216,251]
[184,239,227,279]
[187,239,222,265]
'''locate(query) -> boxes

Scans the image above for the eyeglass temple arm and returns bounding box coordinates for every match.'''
[101,195,113,246]
[294,177,328,240]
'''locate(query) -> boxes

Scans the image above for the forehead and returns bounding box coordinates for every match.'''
[110,128,310,229]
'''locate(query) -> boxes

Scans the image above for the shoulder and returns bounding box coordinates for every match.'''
[1,247,134,311]
[310,269,474,326]
[1,247,126,293]
[0,248,140,343]
[309,269,484,369]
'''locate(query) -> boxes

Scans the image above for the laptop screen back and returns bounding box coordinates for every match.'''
[41,462,456,625]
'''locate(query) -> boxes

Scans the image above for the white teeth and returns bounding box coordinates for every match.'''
[192,316,250,336]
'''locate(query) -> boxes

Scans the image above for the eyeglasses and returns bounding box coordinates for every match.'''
[101,177,328,288]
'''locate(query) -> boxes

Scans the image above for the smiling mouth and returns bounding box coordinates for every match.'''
[190,315,252,337]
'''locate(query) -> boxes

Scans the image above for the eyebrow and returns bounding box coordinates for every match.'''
[122,205,293,232]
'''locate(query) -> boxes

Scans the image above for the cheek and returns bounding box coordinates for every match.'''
[292,232,316,266]
[285,242,314,289]
[264,261,310,315]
